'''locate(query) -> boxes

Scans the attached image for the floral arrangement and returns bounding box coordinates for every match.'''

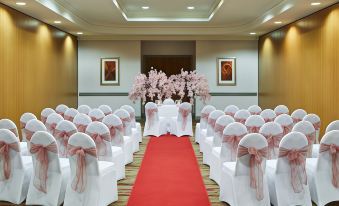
[129,68,210,104]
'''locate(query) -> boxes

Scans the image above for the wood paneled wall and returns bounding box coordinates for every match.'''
[0,3,77,127]
[259,3,339,137]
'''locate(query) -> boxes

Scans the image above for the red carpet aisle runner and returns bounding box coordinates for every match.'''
[127,135,211,206]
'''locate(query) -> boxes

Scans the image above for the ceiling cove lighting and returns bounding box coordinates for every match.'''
[142,6,150,10]
[187,6,195,10]
[54,21,62,24]
[311,2,321,6]
[250,32,256,35]
[16,2,26,6]
[77,32,83,35]
[274,21,282,24]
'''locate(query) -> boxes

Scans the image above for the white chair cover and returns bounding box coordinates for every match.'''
[274,105,289,116]
[260,109,276,123]
[0,119,19,138]
[174,102,193,137]
[201,110,224,156]
[306,130,339,206]
[274,114,293,137]
[26,131,70,206]
[292,121,316,157]
[291,109,307,124]
[24,120,47,154]
[88,109,105,122]
[266,132,312,206]
[224,105,239,117]
[234,109,251,124]
[55,104,69,118]
[54,120,78,157]
[0,129,33,204]
[259,122,283,160]
[85,122,125,180]
[41,108,56,124]
[73,113,92,133]
[220,133,270,206]
[63,133,118,206]
[121,105,142,142]
[248,105,262,115]
[99,105,113,116]
[45,113,64,136]
[196,105,216,144]
[77,105,91,115]
[303,114,321,143]
[325,120,339,133]
[143,102,161,137]
[64,108,79,122]
[102,114,134,165]
[20,113,37,142]
[163,98,175,105]
[245,115,265,133]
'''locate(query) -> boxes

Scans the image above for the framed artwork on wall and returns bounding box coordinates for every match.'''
[217,57,236,86]
[101,58,120,85]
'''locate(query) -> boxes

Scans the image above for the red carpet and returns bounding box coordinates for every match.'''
[127,135,210,206]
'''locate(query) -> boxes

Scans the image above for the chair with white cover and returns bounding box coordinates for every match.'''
[73,113,92,133]
[260,109,276,123]
[114,109,139,152]
[143,102,160,137]
[248,105,262,115]
[41,108,56,124]
[77,105,91,115]
[306,130,339,206]
[245,115,265,133]
[303,114,321,143]
[26,131,70,206]
[174,102,193,137]
[121,105,142,142]
[99,105,113,116]
[196,105,216,143]
[234,109,251,124]
[55,104,69,118]
[63,133,118,206]
[259,122,283,160]
[292,121,316,158]
[20,113,37,142]
[224,105,239,117]
[45,113,64,136]
[274,114,293,137]
[0,129,33,204]
[24,119,47,154]
[220,133,270,206]
[291,109,307,124]
[274,105,289,116]
[85,122,125,180]
[102,114,134,165]
[163,98,175,105]
[64,108,79,122]
[266,132,312,206]
[88,109,105,122]
[326,120,339,133]
[54,120,78,158]
[0,119,19,139]
[201,110,224,156]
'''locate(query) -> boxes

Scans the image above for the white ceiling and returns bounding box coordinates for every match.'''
[1,0,338,39]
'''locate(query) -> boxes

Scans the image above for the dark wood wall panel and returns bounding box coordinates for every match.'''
[259,3,339,137]
[0,3,77,127]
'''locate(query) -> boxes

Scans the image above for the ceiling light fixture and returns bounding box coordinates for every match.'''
[77,32,83,35]
[250,32,256,35]
[16,2,26,6]
[54,21,61,24]
[142,6,150,10]
[274,21,282,24]
[187,6,195,10]
[311,2,321,6]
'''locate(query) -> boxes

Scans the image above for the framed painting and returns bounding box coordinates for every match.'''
[217,58,236,86]
[101,58,120,85]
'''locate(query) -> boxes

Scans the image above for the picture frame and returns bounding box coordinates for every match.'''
[100,58,120,86]
[217,57,236,86]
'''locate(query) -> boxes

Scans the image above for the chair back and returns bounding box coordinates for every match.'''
[248,105,262,115]
[55,104,68,118]
[291,109,307,124]
[73,113,92,133]
[54,120,77,157]
[178,103,192,131]
[245,115,265,133]
[260,109,276,123]
[145,102,159,130]
[114,109,132,136]
[234,109,251,124]
[77,105,91,115]
[292,121,316,157]
[0,119,19,137]
[45,113,63,135]
[64,108,79,122]
[259,122,283,159]
[99,105,113,116]
[20,113,37,141]
[303,113,321,143]
[274,114,293,136]
[326,120,339,133]
[274,105,289,116]
[121,105,137,128]
[213,115,234,146]
[24,120,47,143]
[88,109,105,122]
[102,114,124,146]
[207,110,224,136]
[41,108,55,124]
[163,98,175,105]
[224,105,239,117]
[200,105,216,129]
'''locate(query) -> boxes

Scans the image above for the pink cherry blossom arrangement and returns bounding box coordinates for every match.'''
[129,68,210,104]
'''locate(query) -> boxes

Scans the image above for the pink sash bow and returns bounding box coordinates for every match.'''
[263,118,274,123]
[46,123,57,135]
[179,108,191,130]
[0,141,20,180]
[208,118,217,130]
[90,117,103,122]
[281,123,293,136]
[109,124,124,142]
[247,126,261,133]
[320,143,339,188]
[250,112,261,115]
[121,117,131,131]
[264,133,283,159]
[235,118,246,124]
[305,132,316,156]
[41,116,48,124]
[56,111,64,118]
[20,121,26,130]
[75,124,88,133]
[225,112,235,117]
[24,129,35,141]
[222,134,246,161]
[146,108,158,129]
[292,118,302,124]
[312,121,321,131]
[64,115,74,122]
[68,145,97,193]
[214,123,226,137]
[238,146,268,201]
[87,132,111,156]
[30,142,58,193]
[54,129,77,156]
[279,146,308,193]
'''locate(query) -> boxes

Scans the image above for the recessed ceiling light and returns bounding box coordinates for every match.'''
[187,6,195,10]
[250,32,256,35]
[54,21,61,24]
[77,32,83,35]
[142,6,150,10]
[311,2,321,6]
[16,2,26,6]
[274,21,282,24]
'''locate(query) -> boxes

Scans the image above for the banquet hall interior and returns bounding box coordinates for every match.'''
[1,0,339,205]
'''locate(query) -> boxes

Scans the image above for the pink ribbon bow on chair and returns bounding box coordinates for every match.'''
[222,134,246,161]
[264,133,283,159]
[54,129,77,156]
[235,118,246,124]
[0,141,20,180]
[91,117,103,122]
[238,146,268,201]
[201,112,210,121]
[179,108,191,130]
[320,143,339,188]
[146,108,158,129]
[46,123,57,135]
[263,118,274,123]
[24,129,35,142]
[68,145,97,193]
[279,146,308,193]
[56,111,64,118]
[312,121,321,131]
[109,125,124,143]
[292,118,302,124]
[281,123,293,136]
[64,115,74,122]
[121,117,131,130]
[225,112,235,117]
[247,126,261,133]
[214,123,226,137]
[20,121,26,130]
[250,112,261,115]
[41,116,48,124]
[87,132,111,156]
[305,132,316,157]
[208,118,217,129]
[30,142,58,193]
